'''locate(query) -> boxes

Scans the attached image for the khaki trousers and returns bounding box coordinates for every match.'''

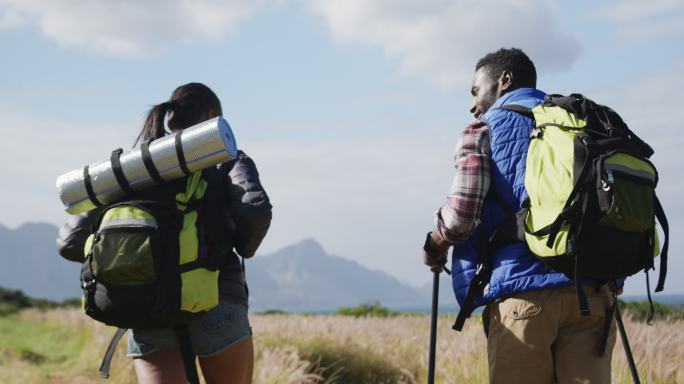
[484,286,617,384]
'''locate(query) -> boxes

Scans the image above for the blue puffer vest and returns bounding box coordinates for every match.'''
[450,88,574,308]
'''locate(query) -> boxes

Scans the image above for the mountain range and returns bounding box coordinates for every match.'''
[0,223,456,311]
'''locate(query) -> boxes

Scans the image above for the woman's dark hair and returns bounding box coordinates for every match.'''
[135,82,223,146]
[475,48,537,88]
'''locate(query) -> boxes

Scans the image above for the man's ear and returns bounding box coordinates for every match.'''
[499,70,513,92]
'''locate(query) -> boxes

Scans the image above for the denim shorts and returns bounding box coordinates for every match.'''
[127,301,252,358]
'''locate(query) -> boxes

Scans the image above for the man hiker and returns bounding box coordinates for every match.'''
[422,48,617,383]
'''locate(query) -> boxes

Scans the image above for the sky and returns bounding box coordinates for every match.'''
[0,0,682,297]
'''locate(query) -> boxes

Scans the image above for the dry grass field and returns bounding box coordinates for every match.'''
[0,308,681,383]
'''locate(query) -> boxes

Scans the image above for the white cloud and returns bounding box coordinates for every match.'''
[305,0,582,91]
[0,0,582,87]
[598,0,684,42]
[0,0,273,58]
[0,107,139,228]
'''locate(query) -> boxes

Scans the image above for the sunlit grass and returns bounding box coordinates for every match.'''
[0,309,680,383]
[0,308,134,384]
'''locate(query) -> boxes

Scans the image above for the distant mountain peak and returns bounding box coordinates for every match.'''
[246,238,428,311]
[288,238,327,257]
[18,222,59,233]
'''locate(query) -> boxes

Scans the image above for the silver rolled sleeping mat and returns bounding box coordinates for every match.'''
[57,116,238,214]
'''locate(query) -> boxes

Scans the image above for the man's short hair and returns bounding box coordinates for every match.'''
[476,48,537,88]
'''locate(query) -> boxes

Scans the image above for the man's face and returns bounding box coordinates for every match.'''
[469,67,500,119]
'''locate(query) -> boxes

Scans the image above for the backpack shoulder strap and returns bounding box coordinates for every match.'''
[452,188,519,331]
[495,104,535,118]
[200,165,234,270]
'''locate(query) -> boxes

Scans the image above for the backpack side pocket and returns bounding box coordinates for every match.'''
[597,153,656,233]
[90,205,159,285]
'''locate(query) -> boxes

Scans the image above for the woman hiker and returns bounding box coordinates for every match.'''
[57,82,272,384]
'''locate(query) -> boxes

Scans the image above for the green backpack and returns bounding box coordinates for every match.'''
[81,167,228,382]
[499,94,669,313]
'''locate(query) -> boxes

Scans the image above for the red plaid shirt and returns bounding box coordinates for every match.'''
[433,119,491,245]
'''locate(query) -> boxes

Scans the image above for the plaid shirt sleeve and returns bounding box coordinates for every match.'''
[433,119,491,246]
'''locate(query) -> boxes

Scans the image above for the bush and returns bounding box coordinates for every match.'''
[335,301,399,318]
[0,287,34,316]
[259,309,289,315]
[297,338,413,383]
[618,299,684,321]
[0,287,78,316]
[60,298,82,308]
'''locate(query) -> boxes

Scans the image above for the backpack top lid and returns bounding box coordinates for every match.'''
[544,94,654,158]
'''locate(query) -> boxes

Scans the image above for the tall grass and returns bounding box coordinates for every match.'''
[0,309,680,383]
[611,313,683,384]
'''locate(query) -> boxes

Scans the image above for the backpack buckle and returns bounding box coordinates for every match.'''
[579,135,595,147]
[473,263,491,283]
[82,278,96,290]
[475,264,484,275]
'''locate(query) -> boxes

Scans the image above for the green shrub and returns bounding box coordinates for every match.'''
[336,301,399,318]
[0,287,34,316]
[0,287,80,316]
[298,338,412,384]
[60,298,82,308]
[259,309,289,315]
[618,299,684,321]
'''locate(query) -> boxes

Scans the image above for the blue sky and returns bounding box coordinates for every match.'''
[0,0,682,296]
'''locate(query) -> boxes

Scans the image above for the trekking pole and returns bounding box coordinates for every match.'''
[615,304,640,384]
[428,269,440,384]
[428,265,451,384]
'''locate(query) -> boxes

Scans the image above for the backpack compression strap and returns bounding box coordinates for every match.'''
[99,328,127,379]
[110,148,135,196]
[569,193,592,316]
[174,326,200,384]
[83,165,103,207]
[654,195,669,292]
[141,139,165,185]
[174,130,193,177]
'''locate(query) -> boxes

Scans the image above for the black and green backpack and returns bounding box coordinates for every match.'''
[499,94,669,313]
[80,165,229,382]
